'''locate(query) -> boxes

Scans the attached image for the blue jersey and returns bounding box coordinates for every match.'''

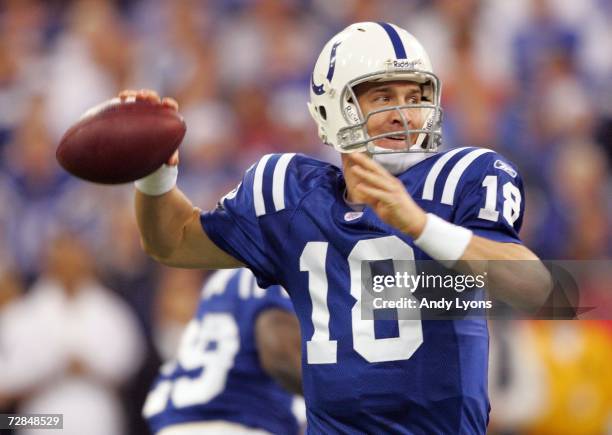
[143,268,299,435]
[201,147,525,434]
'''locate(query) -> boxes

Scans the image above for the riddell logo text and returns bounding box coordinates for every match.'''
[393,59,422,69]
[345,105,359,123]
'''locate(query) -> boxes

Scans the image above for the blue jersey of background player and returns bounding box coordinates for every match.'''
[131,21,551,435]
[143,268,302,435]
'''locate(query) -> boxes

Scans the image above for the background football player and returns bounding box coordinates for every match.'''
[143,267,302,435]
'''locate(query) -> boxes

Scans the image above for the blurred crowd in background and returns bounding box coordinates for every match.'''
[0,0,610,434]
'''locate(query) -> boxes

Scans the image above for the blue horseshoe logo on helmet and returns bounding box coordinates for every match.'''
[311,40,342,95]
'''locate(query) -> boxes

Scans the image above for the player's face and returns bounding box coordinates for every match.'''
[355,80,424,150]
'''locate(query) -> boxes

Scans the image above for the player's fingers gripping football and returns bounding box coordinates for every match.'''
[119,89,157,102]
[117,90,180,168]
[118,89,179,110]
[163,98,178,111]
[118,89,136,99]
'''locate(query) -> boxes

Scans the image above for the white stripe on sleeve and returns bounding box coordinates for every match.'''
[422,147,469,201]
[441,148,493,205]
[272,153,296,212]
[253,154,273,217]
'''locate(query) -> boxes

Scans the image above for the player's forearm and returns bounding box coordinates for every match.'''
[457,237,552,310]
[135,187,196,260]
[407,213,552,310]
[461,235,537,261]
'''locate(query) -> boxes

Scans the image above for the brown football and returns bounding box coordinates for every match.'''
[56,97,186,184]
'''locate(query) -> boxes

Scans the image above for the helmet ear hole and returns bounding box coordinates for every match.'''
[318,106,327,121]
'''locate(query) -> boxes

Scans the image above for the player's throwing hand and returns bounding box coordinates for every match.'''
[118,89,180,166]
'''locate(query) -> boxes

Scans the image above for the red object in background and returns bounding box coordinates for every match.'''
[56,98,185,184]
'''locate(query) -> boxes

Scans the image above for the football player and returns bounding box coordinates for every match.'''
[128,22,552,434]
[143,268,302,434]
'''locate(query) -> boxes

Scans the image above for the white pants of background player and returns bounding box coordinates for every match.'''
[157,421,272,435]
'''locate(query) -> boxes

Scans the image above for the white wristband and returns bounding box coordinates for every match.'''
[414,213,473,267]
[134,164,178,196]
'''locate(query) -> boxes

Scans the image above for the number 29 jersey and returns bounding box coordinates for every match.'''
[201,147,525,434]
[143,269,299,435]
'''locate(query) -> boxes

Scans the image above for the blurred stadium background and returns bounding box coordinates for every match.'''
[0,0,610,434]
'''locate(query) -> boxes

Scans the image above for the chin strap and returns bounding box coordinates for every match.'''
[371,145,435,175]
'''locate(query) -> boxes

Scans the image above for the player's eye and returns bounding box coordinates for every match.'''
[373,95,391,104]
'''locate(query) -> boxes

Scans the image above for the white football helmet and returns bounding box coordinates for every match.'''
[308,22,442,163]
